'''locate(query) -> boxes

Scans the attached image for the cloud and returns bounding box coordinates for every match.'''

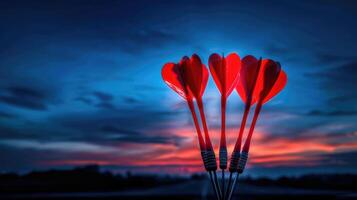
[306,61,357,111]
[0,96,47,110]
[119,29,181,54]
[306,110,357,116]
[122,96,138,104]
[0,111,17,119]
[74,97,93,105]
[306,61,357,91]
[41,105,185,146]
[75,91,117,109]
[0,139,117,154]
[264,44,290,58]
[55,106,178,132]
[96,102,116,110]
[93,91,114,101]
[327,94,357,105]
[0,86,53,111]
[100,125,183,145]
[319,151,357,166]
[316,53,356,64]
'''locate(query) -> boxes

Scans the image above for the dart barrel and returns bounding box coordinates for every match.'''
[237,151,248,173]
[219,147,227,169]
[202,150,217,171]
[229,150,240,172]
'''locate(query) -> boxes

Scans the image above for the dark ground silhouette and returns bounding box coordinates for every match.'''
[0,165,356,200]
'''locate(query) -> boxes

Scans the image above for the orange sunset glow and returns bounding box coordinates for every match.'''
[40,124,357,174]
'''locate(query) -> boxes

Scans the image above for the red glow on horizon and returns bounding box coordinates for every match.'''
[41,126,357,174]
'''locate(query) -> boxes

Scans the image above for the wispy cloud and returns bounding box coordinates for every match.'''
[0,140,118,153]
[0,86,52,110]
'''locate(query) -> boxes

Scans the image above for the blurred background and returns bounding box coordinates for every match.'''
[0,0,356,199]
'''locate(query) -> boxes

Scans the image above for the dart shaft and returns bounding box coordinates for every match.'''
[196,98,217,171]
[238,103,262,173]
[242,102,262,153]
[229,104,250,172]
[187,99,205,151]
[188,100,218,173]
[234,103,251,152]
[220,97,227,148]
[225,172,233,200]
[221,169,225,200]
[214,171,222,200]
[227,173,239,200]
[197,98,213,151]
[219,97,227,169]
[209,171,220,200]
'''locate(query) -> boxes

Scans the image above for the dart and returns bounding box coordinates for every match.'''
[181,54,222,199]
[162,55,221,200]
[230,55,262,172]
[180,55,212,153]
[209,53,241,199]
[225,55,261,199]
[161,62,206,152]
[226,59,287,200]
[239,60,287,172]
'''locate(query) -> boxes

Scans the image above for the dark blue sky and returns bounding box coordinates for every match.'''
[0,0,356,177]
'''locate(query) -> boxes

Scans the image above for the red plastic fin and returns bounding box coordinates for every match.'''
[201,64,209,97]
[209,53,224,94]
[236,80,247,103]
[259,59,281,101]
[224,53,241,97]
[162,62,191,100]
[236,55,260,104]
[181,54,204,99]
[263,70,287,104]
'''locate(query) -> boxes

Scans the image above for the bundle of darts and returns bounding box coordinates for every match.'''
[161,53,287,200]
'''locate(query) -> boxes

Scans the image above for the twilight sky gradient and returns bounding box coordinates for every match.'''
[0,0,357,177]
